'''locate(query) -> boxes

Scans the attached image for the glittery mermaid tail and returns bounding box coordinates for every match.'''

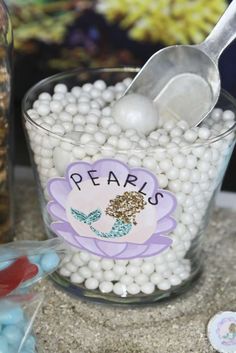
[71,208,102,225]
[90,218,132,238]
[71,208,132,238]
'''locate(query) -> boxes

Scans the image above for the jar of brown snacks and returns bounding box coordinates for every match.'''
[0,1,13,243]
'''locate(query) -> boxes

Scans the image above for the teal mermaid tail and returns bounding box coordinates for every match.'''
[71,208,132,238]
[90,219,132,238]
[71,208,102,225]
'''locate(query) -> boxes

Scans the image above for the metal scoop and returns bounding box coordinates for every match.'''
[125,0,236,126]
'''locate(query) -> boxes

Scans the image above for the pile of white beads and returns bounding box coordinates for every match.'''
[25,77,235,297]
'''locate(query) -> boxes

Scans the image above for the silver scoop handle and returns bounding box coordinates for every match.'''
[198,0,236,63]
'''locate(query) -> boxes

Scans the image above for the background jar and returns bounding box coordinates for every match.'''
[0,0,13,243]
[22,68,236,304]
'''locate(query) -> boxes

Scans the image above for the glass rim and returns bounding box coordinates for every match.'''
[22,66,236,152]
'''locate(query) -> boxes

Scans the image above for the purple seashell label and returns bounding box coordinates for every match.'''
[47,159,177,259]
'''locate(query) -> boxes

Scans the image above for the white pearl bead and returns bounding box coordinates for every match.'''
[80,133,93,144]
[159,159,172,172]
[150,273,163,285]
[78,266,92,279]
[38,92,51,101]
[71,86,81,97]
[73,115,86,125]
[87,114,99,125]
[141,262,155,275]
[72,147,86,159]
[36,103,50,116]
[70,273,84,284]
[82,83,93,92]
[94,80,106,91]
[128,156,142,167]
[113,265,126,277]
[102,107,112,116]
[71,253,84,267]
[211,108,222,121]
[50,101,63,114]
[108,123,122,135]
[79,252,91,263]
[99,281,113,293]
[170,127,183,138]
[135,273,148,285]
[163,120,175,131]
[184,129,197,143]
[59,111,73,122]
[167,167,179,180]
[59,268,71,277]
[85,278,99,290]
[120,275,133,285]
[65,262,77,272]
[198,127,211,140]
[78,102,90,115]
[223,110,235,121]
[65,103,78,116]
[182,182,192,194]
[127,283,140,295]
[117,137,132,150]
[179,168,190,181]
[141,282,155,294]
[112,93,159,135]
[53,92,65,101]
[142,157,156,171]
[54,83,68,94]
[168,180,181,192]
[103,270,116,282]
[113,283,127,296]
[173,154,185,168]
[169,275,181,286]
[158,280,171,291]
[88,260,101,271]
[101,259,114,270]
[93,271,104,281]
[102,89,115,102]
[85,123,98,134]
[126,265,140,277]
[158,174,168,188]
[100,117,114,128]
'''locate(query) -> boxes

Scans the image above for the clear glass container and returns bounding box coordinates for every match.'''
[22,68,236,304]
[0,1,13,243]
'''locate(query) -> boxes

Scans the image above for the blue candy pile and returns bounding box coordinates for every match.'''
[0,300,36,353]
[23,251,61,288]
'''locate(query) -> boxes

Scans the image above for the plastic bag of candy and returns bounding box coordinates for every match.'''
[0,238,67,297]
[0,292,43,353]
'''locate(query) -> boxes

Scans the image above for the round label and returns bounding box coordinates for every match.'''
[207,311,236,353]
[47,158,177,259]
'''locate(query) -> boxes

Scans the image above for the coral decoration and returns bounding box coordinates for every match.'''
[97,0,227,44]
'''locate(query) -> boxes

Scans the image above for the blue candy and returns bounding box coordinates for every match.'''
[40,252,60,272]
[22,334,36,351]
[0,302,24,325]
[2,324,23,347]
[0,335,9,353]
[28,255,41,264]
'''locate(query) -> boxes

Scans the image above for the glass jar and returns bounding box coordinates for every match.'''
[22,68,236,304]
[0,1,13,243]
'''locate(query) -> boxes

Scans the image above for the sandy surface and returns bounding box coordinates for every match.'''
[15,181,236,353]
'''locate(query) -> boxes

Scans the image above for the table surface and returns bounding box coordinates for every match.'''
[15,180,236,353]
